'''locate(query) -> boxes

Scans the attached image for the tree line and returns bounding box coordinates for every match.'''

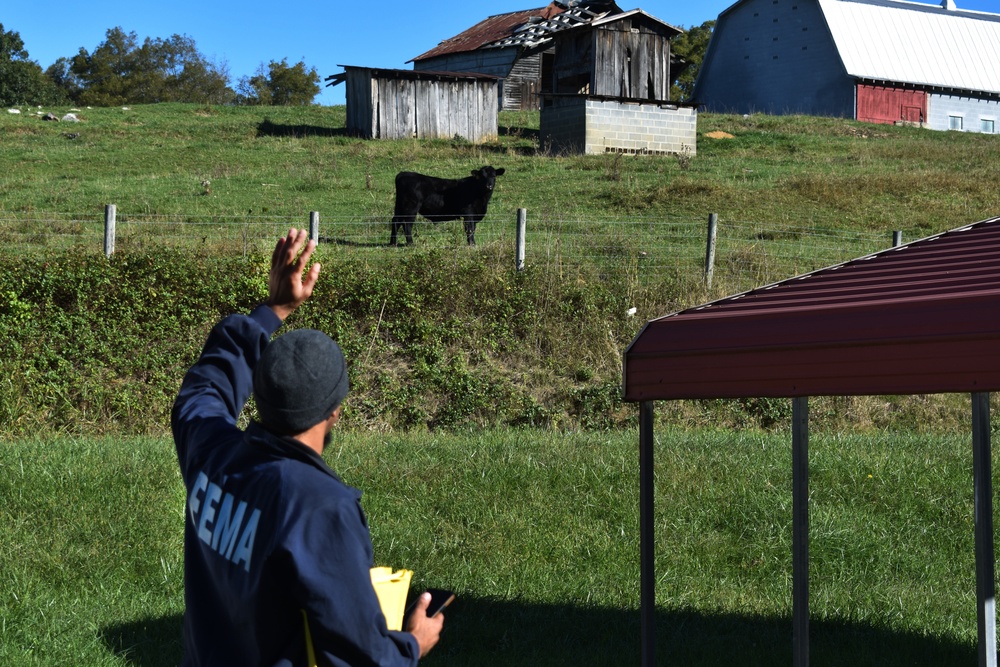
[1,20,715,109]
[0,24,320,107]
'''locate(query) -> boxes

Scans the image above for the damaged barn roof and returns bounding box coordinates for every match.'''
[409,0,624,62]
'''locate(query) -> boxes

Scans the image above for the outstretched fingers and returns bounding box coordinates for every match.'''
[267,228,321,321]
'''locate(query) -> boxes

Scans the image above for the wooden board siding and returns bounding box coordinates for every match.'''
[551,13,676,103]
[857,83,927,124]
[593,20,671,100]
[505,53,543,110]
[413,49,521,110]
[343,67,498,142]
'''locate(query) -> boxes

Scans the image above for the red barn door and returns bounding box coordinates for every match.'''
[856,84,927,125]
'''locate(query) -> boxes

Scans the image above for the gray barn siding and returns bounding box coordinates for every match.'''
[344,68,498,142]
[695,0,854,116]
[413,50,518,78]
[414,49,528,110]
[593,20,671,100]
[928,92,1000,133]
[345,69,374,136]
[504,53,544,110]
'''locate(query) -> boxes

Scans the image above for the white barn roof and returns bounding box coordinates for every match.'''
[818,0,1000,94]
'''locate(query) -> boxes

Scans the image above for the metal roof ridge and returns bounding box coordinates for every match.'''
[645,216,1000,322]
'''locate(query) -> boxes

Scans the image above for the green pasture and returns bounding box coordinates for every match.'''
[3,104,1000,298]
[2,104,1000,665]
[0,429,992,665]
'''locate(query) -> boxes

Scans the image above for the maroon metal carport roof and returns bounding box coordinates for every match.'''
[623,216,1000,667]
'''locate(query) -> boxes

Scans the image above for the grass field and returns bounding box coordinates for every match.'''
[3,103,1000,664]
[0,429,993,666]
[4,104,1000,298]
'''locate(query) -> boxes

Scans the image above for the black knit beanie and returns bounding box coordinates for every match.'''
[253,329,350,434]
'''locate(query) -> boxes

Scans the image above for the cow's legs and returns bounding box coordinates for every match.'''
[464,218,477,246]
[391,216,416,246]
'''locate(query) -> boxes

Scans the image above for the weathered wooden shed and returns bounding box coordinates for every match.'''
[538,9,697,156]
[328,66,500,142]
[624,216,1000,666]
[545,9,680,100]
[410,1,625,111]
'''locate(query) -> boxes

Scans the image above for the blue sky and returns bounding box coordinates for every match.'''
[5,0,999,106]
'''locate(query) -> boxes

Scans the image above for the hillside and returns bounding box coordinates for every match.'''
[0,103,996,436]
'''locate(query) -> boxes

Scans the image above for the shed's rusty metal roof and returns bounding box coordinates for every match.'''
[624,216,1000,400]
[411,5,565,62]
[410,1,624,62]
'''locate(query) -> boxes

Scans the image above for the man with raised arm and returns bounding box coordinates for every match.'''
[172,229,443,666]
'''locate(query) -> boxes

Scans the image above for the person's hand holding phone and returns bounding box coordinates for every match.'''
[406,590,449,658]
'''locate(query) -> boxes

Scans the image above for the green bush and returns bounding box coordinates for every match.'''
[0,247,653,437]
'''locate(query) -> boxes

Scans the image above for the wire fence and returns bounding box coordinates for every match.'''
[0,208,915,296]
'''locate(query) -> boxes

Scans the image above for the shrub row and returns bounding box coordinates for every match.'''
[0,246,978,438]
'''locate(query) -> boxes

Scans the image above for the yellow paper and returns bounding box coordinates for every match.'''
[370,567,412,631]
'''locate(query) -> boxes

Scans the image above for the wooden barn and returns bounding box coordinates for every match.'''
[624,216,1000,666]
[545,9,679,100]
[538,10,698,155]
[327,66,500,142]
[409,1,626,111]
[694,0,1000,133]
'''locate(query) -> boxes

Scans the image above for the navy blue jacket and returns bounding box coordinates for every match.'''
[172,305,419,667]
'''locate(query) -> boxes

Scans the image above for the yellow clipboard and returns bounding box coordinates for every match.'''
[369,567,413,631]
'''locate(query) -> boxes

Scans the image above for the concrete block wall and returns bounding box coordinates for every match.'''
[540,96,698,155]
[928,93,1000,133]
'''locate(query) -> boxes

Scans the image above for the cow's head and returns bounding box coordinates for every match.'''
[472,166,505,191]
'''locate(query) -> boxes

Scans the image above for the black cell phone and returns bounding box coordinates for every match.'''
[414,588,455,618]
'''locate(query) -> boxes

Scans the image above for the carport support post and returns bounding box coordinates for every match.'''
[639,400,656,667]
[792,396,810,667]
[972,392,997,667]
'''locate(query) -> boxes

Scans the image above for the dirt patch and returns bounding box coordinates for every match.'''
[705,131,735,139]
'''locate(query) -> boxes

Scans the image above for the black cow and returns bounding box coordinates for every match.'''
[390,166,505,246]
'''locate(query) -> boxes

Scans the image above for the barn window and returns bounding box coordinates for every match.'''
[949,115,964,131]
[981,119,995,133]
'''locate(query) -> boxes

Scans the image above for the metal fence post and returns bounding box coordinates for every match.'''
[104,204,116,258]
[705,213,718,288]
[309,211,320,244]
[516,208,526,272]
[893,230,903,247]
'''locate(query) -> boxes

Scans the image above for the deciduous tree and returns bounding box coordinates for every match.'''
[0,23,67,106]
[236,59,319,106]
[68,27,233,105]
[670,20,715,102]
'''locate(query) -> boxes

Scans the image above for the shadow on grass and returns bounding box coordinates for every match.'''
[99,614,183,667]
[99,598,976,667]
[317,235,393,248]
[256,119,348,139]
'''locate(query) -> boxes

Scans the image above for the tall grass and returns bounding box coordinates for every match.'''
[0,429,992,665]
